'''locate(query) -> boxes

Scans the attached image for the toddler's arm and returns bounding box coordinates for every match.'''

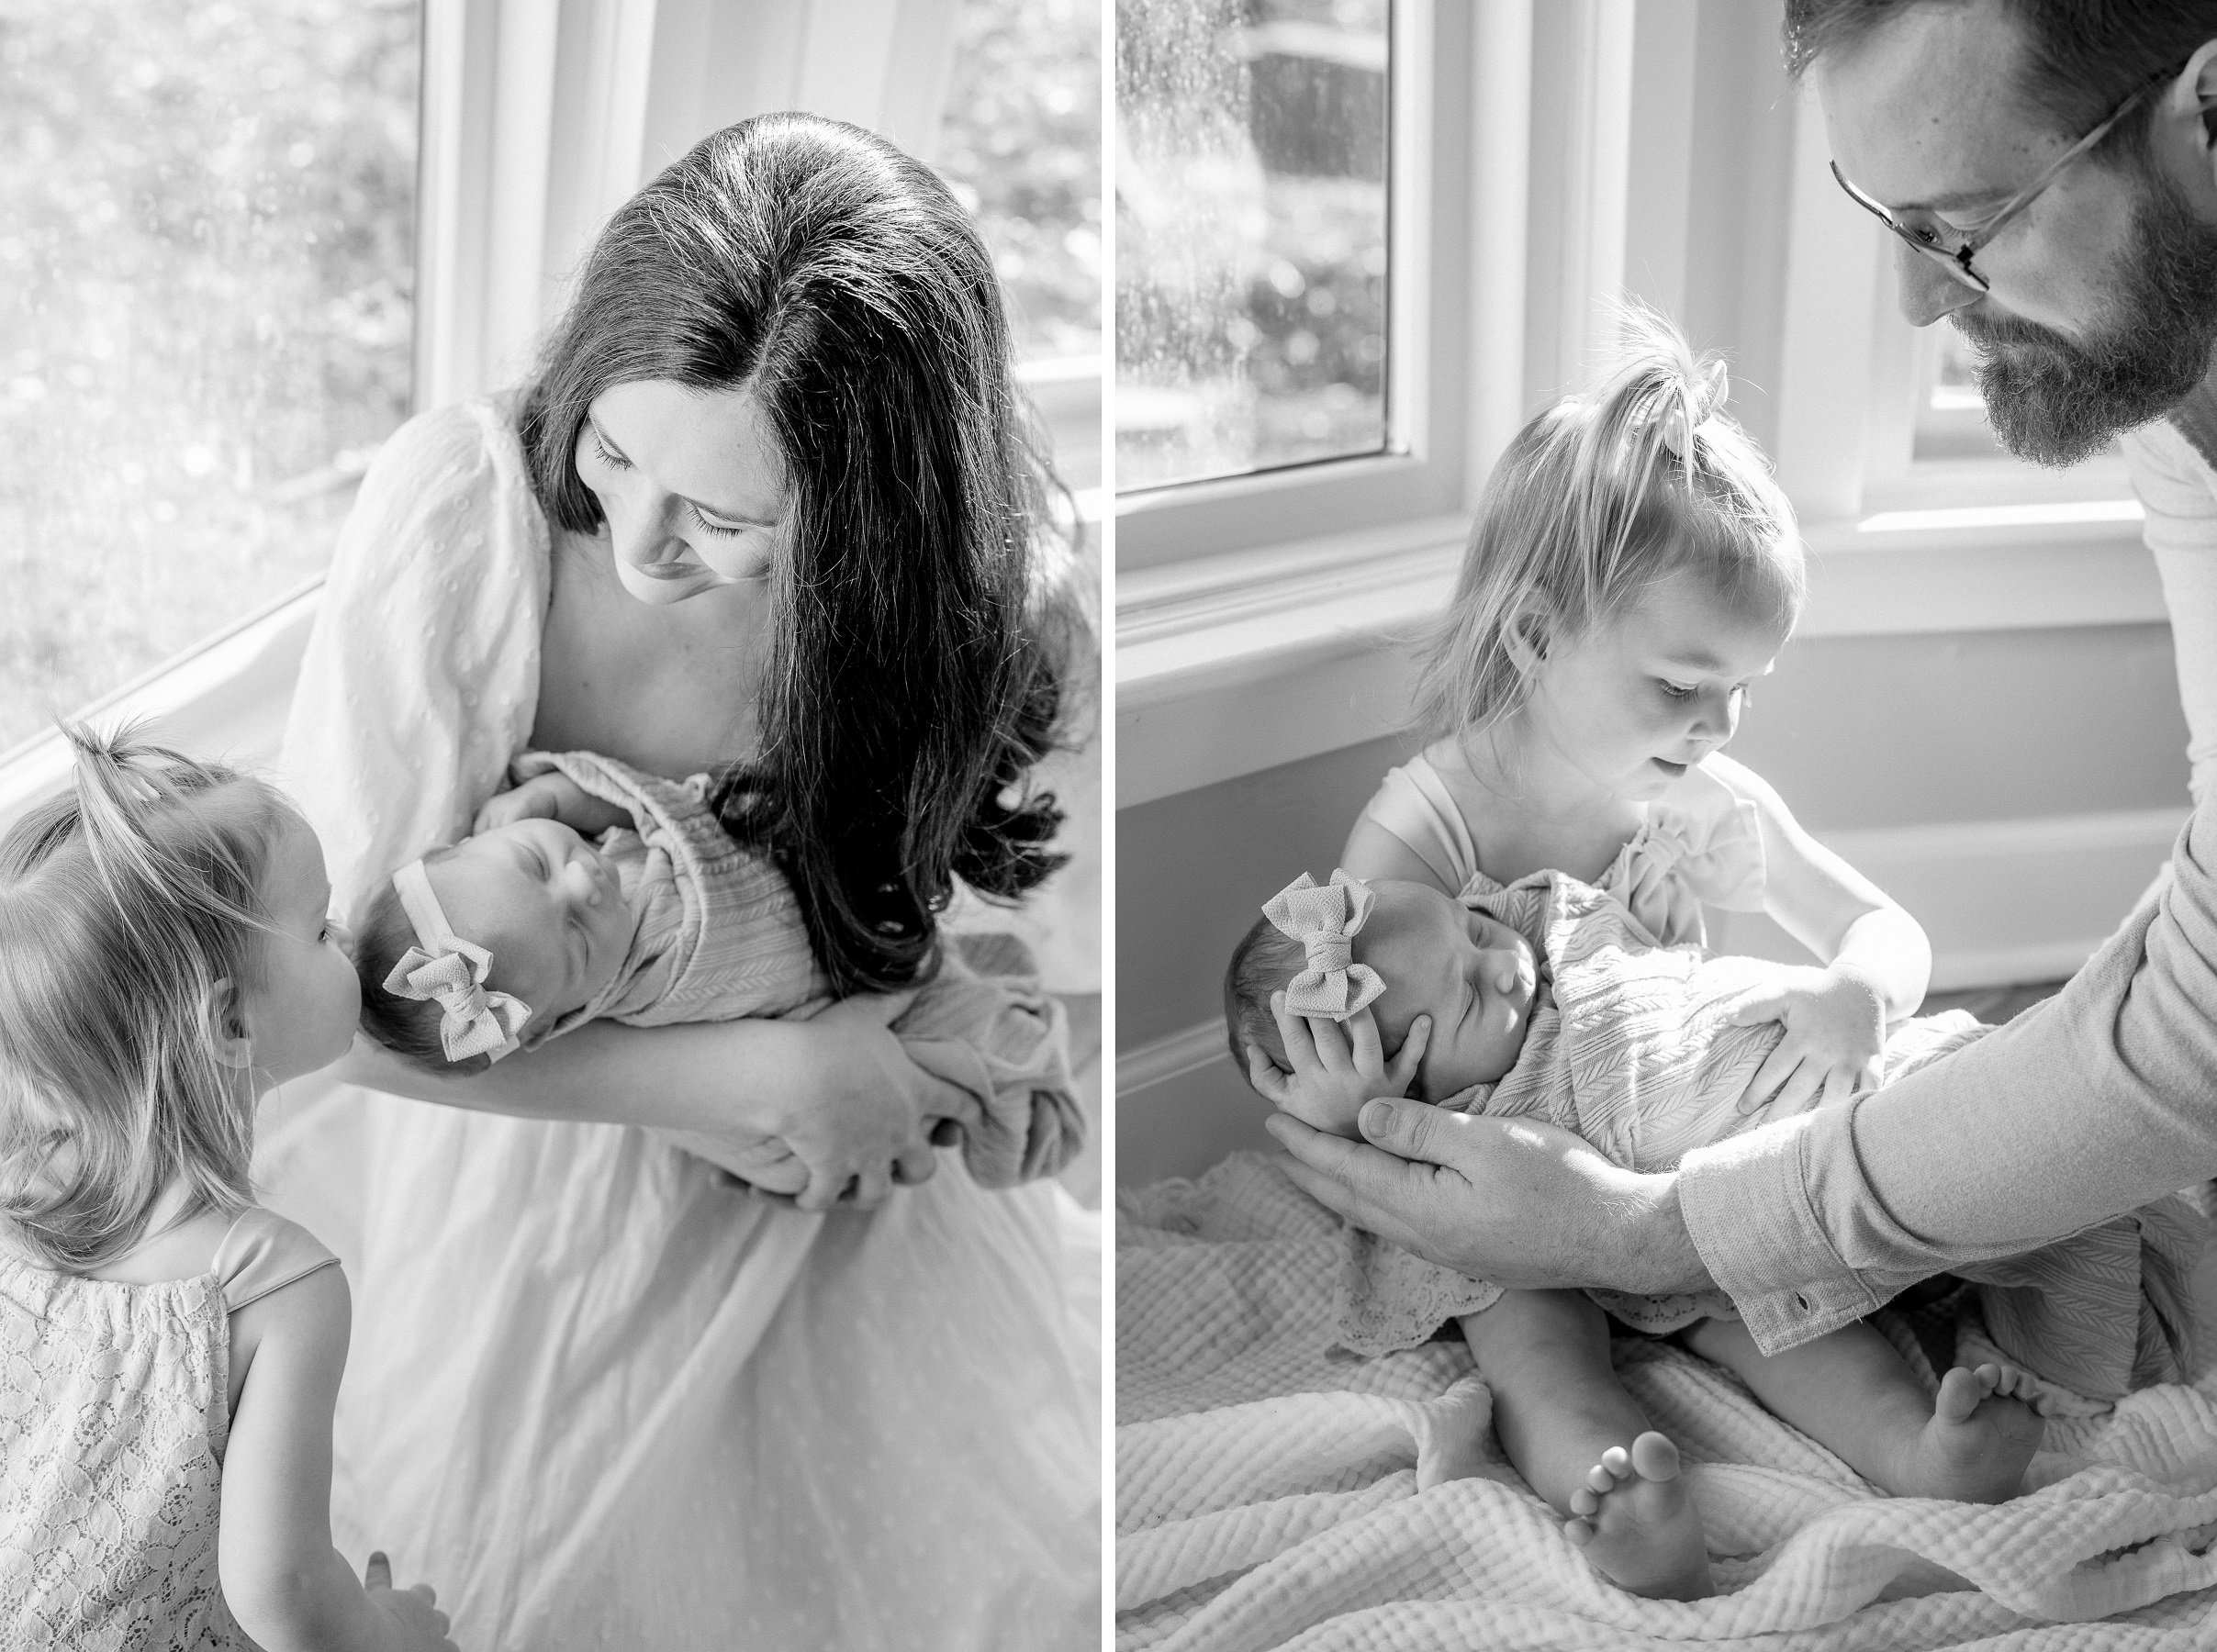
[473,769,631,838]
[218,1268,457,1651]
[1708,754,1932,1113]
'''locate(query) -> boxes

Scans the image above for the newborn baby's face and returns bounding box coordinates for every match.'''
[422,819,634,1024]
[1358,881,1539,1100]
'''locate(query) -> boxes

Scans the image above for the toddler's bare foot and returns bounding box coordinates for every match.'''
[1884,1362,2043,1501]
[1564,1431,1713,1600]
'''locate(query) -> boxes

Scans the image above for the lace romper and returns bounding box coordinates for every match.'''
[0,1208,338,1651]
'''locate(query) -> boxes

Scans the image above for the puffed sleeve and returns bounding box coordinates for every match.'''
[2122,422,2217,808]
[276,401,552,921]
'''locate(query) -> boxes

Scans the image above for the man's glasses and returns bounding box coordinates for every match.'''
[1831,68,2175,294]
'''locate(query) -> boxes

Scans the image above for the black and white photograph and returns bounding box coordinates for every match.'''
[1114,1,2217,1646]
[0,1,1102,1647]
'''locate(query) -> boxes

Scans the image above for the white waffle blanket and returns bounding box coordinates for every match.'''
[1118,1155,2217,1649]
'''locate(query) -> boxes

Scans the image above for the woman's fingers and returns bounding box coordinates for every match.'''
[1385,1016,1431,1092]
[364,1551,392,1591]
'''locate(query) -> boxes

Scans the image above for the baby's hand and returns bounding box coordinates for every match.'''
[472,773,572,835]
[1244,994,1429,1138]
[1726,965,1887,1118]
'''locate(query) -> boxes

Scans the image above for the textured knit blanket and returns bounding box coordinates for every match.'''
[1118,1155,2217,1650]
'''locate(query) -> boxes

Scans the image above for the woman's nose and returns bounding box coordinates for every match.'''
[606,488,682,566]
[1895,240,1979,329]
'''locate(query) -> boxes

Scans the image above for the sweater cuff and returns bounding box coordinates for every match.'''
[1678,1110,1883,1355]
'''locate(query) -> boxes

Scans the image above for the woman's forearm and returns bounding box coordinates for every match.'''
[332,1017,821,1135]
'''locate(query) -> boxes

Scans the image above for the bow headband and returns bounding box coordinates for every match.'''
[1262,869,1385,1021]
[382,859,532,1064]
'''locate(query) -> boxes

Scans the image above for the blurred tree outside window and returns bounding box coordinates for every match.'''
[1114,0,1388,493]
[935,0,1102,496]
[0,0,420,754]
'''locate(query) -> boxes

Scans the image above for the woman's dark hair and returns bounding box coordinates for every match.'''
[1783,2,2216,162]
[516,113,1089,994]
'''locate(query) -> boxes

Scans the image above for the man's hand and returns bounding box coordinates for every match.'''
[1264,1100,1709,1296]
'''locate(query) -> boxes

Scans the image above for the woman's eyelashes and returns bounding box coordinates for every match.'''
[588,427,631,472]
[686,503,745,540]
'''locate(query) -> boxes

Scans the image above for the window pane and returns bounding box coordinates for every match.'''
[936,0,1103,363]
[1114,0,1389,493]
[0,0,420,753]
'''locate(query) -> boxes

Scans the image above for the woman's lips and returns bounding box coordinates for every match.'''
[628,556,698,582]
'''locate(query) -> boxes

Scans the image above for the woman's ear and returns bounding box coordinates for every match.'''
[1504,601,1552,673]
[202,978,254,1070]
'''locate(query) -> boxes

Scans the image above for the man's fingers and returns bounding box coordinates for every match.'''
[364,1551,392,1591]
[1245,1044,1293,1104]
[1354,1096,1458,1165]
[1272,992,1321,1074]
[1264,1116,1429,1248]
[1385,1016,1431,1091]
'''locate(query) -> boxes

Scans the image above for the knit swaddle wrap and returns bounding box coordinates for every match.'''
[1338,869,2204,1402]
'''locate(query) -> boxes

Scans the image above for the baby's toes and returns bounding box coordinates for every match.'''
[1564,1515,1596,1547]
[1569,1483,1600,1519]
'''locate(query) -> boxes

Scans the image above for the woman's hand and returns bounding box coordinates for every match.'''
[1265,1101,1708,1296]
[1243,995,1430,1137]
[778,992,967,1211]
[1727,964,1887,1118]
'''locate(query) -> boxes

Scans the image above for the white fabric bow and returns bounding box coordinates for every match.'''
[381,859,532,1063]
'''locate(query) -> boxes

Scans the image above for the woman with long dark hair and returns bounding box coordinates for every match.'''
[280,114,1096,1647]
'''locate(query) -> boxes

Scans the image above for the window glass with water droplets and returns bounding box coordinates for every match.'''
[1115,0,1389,493]
[0,0,419,753]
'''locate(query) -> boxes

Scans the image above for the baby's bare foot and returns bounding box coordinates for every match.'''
[1564,1431,1712,1600]
[1884,1363,2043,1501]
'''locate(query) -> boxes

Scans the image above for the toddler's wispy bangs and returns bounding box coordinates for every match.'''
[0,725,291,1271]
[1412,306,1802,746]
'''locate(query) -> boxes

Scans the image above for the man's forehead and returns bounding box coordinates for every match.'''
[1812,0,2056,206]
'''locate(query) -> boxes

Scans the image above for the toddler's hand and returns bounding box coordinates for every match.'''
[471,775,565,835]
[1726,965,1886,1118]
[1245,993,1429,1138]
[364,1551,460,1652]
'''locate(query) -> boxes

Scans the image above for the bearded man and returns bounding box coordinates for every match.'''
[1271,0,2217,1366]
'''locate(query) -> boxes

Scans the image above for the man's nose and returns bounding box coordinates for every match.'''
[1895,240,1979,329]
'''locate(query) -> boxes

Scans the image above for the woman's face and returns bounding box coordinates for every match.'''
[574,380,791,607]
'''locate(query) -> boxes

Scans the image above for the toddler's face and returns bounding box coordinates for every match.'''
[1526,566,1789,803]
[241,809,361,1088]
[1357,880,1539,1099]
[423,819,634,1023]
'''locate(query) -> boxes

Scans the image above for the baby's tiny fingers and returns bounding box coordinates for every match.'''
[408,1582,437,1603]
[364,1551,392,1590]
[1245,1044,1293,1105]
[1386,1016,1430,1090]
[1271,993,1322,1074]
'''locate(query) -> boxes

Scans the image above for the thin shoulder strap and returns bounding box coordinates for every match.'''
[211,1207,341,1313]
[1360,755,1479,892]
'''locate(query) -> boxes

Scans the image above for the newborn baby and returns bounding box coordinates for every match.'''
[356,750,1084,1191]
[1227,869,2202,1600]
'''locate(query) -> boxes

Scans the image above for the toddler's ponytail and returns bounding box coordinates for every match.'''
[1412,302,1800,747]
[0,724,289,1270]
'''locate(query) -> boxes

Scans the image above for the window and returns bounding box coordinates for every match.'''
[0,0,421,755]
[935,0,1103,497]
[1115,0,1390,491]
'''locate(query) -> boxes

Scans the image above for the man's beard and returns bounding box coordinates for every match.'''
[1959,160,2217,467]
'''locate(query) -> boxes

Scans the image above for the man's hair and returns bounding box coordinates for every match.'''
[1784,2,2217,161]
[1223,917,1307,1077]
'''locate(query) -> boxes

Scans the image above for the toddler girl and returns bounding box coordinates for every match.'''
[1233,308,2182,1600]
[0,727,455,1651]
[352,749,1082,1192]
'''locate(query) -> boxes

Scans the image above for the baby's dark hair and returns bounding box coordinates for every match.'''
[353,846,496,1077]
[1223,916,1310,1079]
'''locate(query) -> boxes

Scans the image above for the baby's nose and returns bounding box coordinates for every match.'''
[561,855,606,907]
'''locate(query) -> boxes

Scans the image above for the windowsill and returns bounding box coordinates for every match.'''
[1116,501,2166,809]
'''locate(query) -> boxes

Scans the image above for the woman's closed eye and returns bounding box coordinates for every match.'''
[687,503,748,539]
[589,427,631,472]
